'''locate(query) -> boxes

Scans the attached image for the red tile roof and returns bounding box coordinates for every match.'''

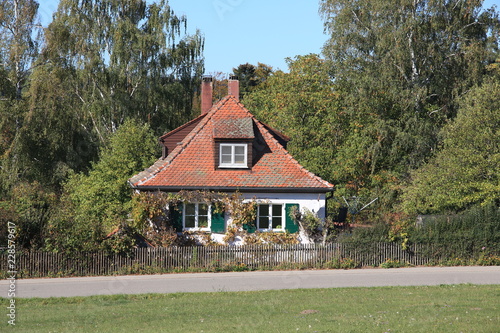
[129,96,334,192]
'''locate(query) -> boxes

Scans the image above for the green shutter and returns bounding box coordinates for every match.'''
[242,204,258,233]
[170,204,183,232]
[211,210,225,233]
[285,204,300,233]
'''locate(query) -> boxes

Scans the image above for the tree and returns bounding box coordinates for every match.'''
[400,76,500,214]
[232,62,273,99]
[45,120,159,251]
[0,0,42,100]
[3,62,96,190]
[320,0,499,117]
[1,0,205,193]
[244,54,345,185]
[9,181,55,249]
[319,0,500,211]
[0,0,43,195]
[68,120,158,233]
[44,0,204,142]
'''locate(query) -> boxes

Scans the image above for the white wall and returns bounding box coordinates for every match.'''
[210,192,327,245]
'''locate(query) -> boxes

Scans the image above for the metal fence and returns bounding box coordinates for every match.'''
[0,243,479,278]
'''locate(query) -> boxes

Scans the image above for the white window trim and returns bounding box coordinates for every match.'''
[257,203,285,231]
[219,143,248,168]
[183,203,211,231]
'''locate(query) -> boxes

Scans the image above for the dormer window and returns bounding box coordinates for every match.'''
[219,143,248,168]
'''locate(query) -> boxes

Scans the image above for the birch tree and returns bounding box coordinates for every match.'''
[44,0,204,141]
[0,0,41,100]
[319,0,500,209]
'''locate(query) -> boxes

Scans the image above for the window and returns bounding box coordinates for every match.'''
[219,143,247,168]
[257,204,283,230]
[184,203,210,230]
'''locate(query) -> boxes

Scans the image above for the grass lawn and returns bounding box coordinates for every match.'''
[1,284,499,332]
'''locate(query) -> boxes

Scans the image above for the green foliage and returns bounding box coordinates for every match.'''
[4,63,97,190]
[245,54,346,184]
[380,259,411,269]
[43,193,97,252]
[326,257,361,269]
[59,120,158,248]
[410,203,500,259]
[337,223,391,244]
[401,78,500,214]
[3,181,56,249]
[45,0,204,140]
[320,0,499,118]
[0,0,42,99]
[0,0,47,192]
[385,213,413,250]
[100,225,137,256]
[0,1,206,255]
[318,0,500,212]
[232,62,273,99]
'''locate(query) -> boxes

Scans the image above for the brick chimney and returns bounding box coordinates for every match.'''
[228,75,239,101]
[201,75,213,114]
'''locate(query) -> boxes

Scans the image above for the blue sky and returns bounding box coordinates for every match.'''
[39,0,500,75]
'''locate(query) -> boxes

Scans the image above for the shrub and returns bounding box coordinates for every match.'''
[476,254,500,266]
[410,203,500,259]
[380,259,411,269]
[327,257,361,269]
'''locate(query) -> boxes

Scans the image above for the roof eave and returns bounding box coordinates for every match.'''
[130,185,334,193]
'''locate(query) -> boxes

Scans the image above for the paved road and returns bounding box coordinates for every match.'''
[2,266,499,298]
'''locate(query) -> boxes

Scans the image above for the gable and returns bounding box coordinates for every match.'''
[159,114,207,158]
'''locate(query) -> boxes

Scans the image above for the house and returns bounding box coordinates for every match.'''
[128,76,334,243]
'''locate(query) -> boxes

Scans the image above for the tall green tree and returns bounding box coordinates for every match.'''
[244,54,345,185]
[2,0,205,192]
[44,0,204,142]
[0,0,41,100]
[232,62,273,99]
[319,0,500,210]
[320,0,499,118]
[400,76,500,214]
[0,0,43,194]
[4,62,96,189]
[46,120,158,251]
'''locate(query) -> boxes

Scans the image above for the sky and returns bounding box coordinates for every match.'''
[38,0,500,75]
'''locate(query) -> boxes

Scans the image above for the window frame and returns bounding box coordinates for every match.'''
[219,143,248,168]
[183,203,211,231]
[257,203,284,231]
